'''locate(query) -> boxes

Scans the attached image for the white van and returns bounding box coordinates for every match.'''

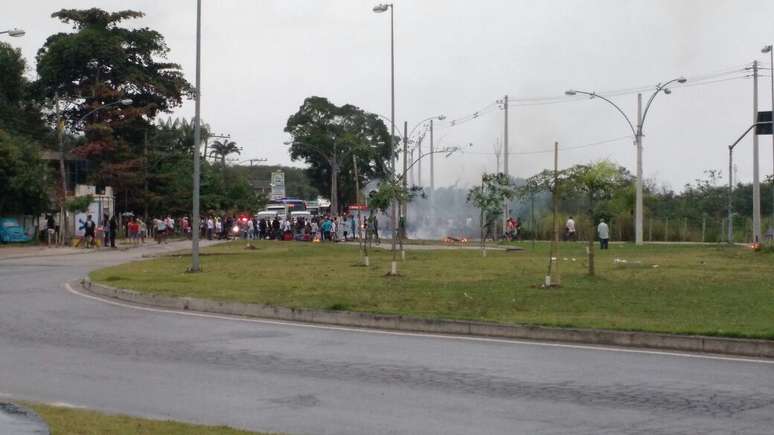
[256,211,278,221]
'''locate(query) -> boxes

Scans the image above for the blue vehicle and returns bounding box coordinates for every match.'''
[0,217,32,243]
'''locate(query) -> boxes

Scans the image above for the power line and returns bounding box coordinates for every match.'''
[446,64,752,127]
[461,135,634,156]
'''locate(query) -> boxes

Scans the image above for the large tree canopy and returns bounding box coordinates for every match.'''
[35,8,191,213]
[0,130,49,215]
[0,42,48,141]
[285,96,392,213]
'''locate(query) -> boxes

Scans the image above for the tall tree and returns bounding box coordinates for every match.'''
[35,8,190,213]
[0,130,49,215]
[564,161,629,275]
[285,96,392,214]
[209,139,240,167]
[467,173,515,256]
[0,42,48,141]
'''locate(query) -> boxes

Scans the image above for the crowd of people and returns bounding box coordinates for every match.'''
[199,213,380,243]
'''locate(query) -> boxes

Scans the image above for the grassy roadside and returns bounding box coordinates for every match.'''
[26,403,278,435]
[90,240,774,339]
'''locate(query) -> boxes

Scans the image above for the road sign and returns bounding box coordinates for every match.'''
[756,111,772,135]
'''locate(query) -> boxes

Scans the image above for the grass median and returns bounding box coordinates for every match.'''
[26,402,277,435]
[90,240,774,339]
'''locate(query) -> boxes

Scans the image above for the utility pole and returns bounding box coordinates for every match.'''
[190,0,202,272]
[635,93,644,245]
[547,141,560,287]
[417,133,423,186]
[494,138,502,173]
[429,119,434,203]
[752,60,762,243]
[503,95,510,234]
[402,120,408,241]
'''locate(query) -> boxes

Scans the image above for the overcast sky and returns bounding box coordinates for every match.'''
[9,0,774,191]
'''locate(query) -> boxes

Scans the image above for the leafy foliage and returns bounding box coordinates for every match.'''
[65,194,93,213]
[35,7,191,210]
[285,96,392,212]
[0,130,50,215]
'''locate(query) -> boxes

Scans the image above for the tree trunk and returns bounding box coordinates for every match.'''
[481,209,486,257]
[330,158,338,215]
[143,130,149,222]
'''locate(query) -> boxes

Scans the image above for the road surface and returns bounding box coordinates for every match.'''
[0,241,772,434]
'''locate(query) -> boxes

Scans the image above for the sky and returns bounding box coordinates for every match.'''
[7,0,774,191]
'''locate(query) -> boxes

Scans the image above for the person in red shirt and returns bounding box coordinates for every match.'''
[127,217,140,246]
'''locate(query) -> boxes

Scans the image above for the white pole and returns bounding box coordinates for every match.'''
[770,48,774,233]
[190,0,202,272]
[503,95,509,234]
[635,93,644,245]
[753,60,762,242]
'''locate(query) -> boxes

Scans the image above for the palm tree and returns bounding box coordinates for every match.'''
[208,139,240,167]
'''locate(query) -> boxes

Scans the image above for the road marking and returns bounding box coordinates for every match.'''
[64,283,774,365]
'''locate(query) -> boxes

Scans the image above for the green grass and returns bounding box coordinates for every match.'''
[90,240,774,339]
[26,403,277,435]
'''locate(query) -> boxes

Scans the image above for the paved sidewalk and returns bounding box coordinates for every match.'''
[0,403,49,434]
[0,239,200,261]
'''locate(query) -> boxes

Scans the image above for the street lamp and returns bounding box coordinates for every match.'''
[373,3,395,173]
[56,98,133,246]
[191,0,203,272]
[566,75,686,246]
[763,44,774,233]
[0,28,25,37]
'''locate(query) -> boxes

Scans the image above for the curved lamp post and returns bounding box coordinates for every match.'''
[57,98,133,246]
[763,45,774,232]
[373,3,395,173]
[566,76,686,245]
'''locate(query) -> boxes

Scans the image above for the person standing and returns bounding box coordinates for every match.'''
[207,216,214,240]
[127,217,140,246]
[597,218,610,250]
[108,214,118,248]
[566,216,576,241]
[138,218,147,243]
[102,213,110,248]
[46,214,56,247]
[84,215,96,248]
[321,216,332,241]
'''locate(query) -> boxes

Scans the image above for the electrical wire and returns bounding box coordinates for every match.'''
[461,135,634,156]
[446,63,753,128]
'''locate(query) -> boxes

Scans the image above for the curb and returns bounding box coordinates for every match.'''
[81,278,774,359]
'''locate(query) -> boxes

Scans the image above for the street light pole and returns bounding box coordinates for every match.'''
[635,93,644,246]
[752,60,761,243]
[56,98,132,246]
[191,0,203,272]
[763,45,774,233]
[373,3,395,173]
[566,75,686,245]
[727,121,772,243]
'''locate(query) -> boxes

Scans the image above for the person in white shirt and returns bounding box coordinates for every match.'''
[207,217,214,240]
[597,219,610,250]
[565,216,576,241]
[247,219,255,240]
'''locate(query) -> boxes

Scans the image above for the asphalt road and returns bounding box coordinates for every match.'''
[0,242,772,435]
